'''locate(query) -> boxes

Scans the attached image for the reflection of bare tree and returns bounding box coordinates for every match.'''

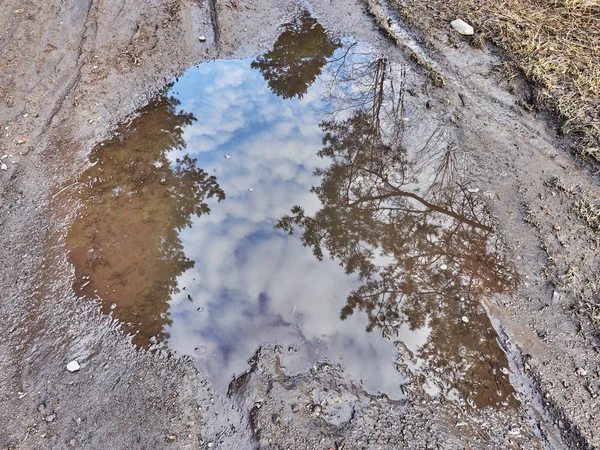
[67,94,224,348]
[251,11,341,100]
[277,54,519,409]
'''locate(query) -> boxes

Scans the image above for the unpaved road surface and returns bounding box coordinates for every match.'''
[1,0,599,448]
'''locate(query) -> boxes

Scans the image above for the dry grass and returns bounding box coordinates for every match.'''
[391,0,600,154]
[574,195,600,231]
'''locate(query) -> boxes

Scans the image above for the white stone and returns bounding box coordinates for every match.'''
[1,163,7,171]
[451,19,474,36]
[198,36,206,42]
[461,315,469,323]
[67,360,81,372]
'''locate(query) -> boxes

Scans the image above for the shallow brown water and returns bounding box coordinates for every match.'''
[63,14,519,408]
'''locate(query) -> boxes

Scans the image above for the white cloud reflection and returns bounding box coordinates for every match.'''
[164,59,422,397]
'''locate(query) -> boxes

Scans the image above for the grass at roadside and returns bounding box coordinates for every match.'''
[389,0,600,156]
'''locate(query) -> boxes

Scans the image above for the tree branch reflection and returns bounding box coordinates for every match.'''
[251,11,342,100]
[277,50,519,408]
[67,93,224,348]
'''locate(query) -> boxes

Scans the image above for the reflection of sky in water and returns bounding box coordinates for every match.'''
[163,60,416,396]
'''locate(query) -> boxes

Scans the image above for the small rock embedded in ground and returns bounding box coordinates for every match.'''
[311,404,323,416]
[461,315,469,323]
[1,163,7,171]
[198,36,206,42]
[450,19,474,36]
[16,137,27,144]
[167,434,177,441]
[577,367,587,376]
[67,360,81,372]
[45,413,56,422]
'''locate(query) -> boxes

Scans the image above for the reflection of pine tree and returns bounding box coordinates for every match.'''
[251,11,341,100]
[277,55,519,409]
[67,93,224,348]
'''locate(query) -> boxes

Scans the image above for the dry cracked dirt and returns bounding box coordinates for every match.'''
[1,0,600,449]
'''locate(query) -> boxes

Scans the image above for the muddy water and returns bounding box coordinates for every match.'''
[64,14,518,408]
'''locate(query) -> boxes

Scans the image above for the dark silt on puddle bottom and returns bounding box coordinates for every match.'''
[63,13,519,408]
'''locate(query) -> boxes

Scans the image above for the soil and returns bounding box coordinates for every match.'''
[1,0,599,448]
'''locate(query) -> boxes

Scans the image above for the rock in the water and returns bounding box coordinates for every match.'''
[67,360,81,372]
[451,19,474,36]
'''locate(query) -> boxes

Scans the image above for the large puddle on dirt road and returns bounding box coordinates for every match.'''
[63,14,519,408]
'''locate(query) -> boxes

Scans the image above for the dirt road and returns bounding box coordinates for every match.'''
[1,0,599,448]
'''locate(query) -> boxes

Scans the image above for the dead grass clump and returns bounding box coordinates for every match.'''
[574,195,600,232]
[390,0,600,153]
[465,0,600,152]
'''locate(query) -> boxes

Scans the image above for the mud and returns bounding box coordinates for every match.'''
[1,0,599,448]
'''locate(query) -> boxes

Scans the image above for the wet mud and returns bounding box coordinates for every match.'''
[1,0,599,448]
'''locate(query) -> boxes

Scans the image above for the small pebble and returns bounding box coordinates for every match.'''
[311,404,323,416]
[450,19,474,36]
[198,36,206,42]
[67,360,81,372]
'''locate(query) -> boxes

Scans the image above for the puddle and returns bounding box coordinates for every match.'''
[63,14,519,407]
